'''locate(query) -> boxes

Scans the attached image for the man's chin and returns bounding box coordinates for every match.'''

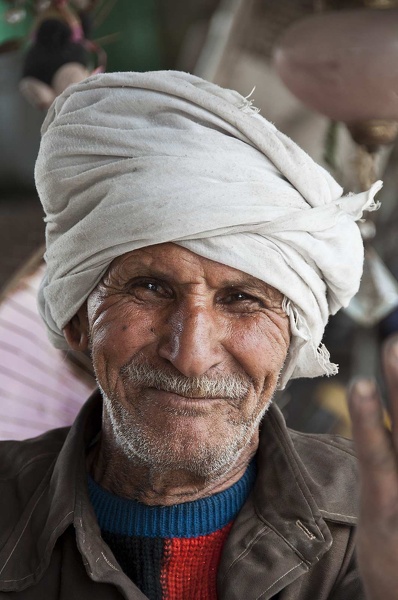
[117,417,257,479]
[102,387,267,478]
[128,443,243,480]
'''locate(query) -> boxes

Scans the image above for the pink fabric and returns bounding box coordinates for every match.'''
[0,265,95,440]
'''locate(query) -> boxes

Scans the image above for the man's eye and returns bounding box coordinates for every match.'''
[128,279,171,298]
[229,292,249,301]
[141,281,159,292]
[223,292,263,306]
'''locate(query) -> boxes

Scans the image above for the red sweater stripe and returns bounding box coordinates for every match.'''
[160,522,233,600]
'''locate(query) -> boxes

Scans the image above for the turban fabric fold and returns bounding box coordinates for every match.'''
[35,70,381,388]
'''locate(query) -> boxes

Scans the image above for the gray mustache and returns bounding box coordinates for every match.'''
[121,361,251,400]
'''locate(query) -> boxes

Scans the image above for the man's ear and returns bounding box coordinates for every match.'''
[63,303,90,352]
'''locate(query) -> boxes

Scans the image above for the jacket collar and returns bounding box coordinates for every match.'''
[255,403,333,563]
[217,404,334,599]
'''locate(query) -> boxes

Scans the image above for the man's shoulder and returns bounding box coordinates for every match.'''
[288,428,359,525]
[0,427,69,490]
[289,427,357,465]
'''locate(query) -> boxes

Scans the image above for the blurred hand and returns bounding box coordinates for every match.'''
[348,333,398,600]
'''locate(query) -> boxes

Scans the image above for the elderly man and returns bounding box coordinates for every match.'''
[0,71,390,599]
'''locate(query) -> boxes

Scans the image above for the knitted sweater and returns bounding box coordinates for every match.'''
[88,461,256,600]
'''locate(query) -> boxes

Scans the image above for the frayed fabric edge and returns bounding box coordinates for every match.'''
[340,180,383,220]
[362,179,383,213]
[238,86,260,115]
[282,297,338,379]
[315,342,339,377]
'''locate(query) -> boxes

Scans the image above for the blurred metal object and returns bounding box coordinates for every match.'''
[346,247,398,326]
[348,120,398,152]
[358,220,376,241]
[355,145,378,191]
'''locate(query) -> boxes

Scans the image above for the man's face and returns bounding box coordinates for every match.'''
[83,243,290,477]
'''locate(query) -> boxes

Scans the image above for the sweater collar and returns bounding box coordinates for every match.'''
[87,459,256,538]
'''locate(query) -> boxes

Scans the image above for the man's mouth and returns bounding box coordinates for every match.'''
[142,387,230,414]
[121,358,252,402]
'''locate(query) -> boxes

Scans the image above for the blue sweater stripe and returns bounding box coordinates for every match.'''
[88,460,256,538]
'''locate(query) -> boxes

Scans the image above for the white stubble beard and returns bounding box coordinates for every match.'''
[98,380,274,481]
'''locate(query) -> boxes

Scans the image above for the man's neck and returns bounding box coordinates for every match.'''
[87,433,259,506]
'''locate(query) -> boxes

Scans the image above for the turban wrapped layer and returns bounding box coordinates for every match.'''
[35,70,381,388]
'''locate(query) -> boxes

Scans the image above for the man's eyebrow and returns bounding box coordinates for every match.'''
[219,277,264,289]
[220,278,282,298]
[122,269,262,287]
[118,265,175,280]
[115,264,280,297]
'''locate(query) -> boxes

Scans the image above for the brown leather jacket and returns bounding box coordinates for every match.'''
[0,391,364,599]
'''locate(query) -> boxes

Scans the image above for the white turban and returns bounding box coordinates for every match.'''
[35,70,381,389]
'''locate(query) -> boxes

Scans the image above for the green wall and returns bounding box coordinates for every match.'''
[0,0,164,71]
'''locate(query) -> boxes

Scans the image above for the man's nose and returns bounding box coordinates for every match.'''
[157,302,223,377]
